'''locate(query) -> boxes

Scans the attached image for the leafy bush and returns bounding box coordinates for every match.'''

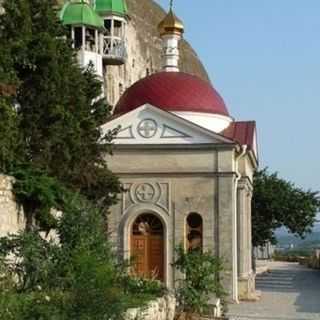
[65,249,129,320]
[0,231,61,292]
[174,245,226,316]
[0,289,69,320]
[10,165,68,232]
[121,275,166,304]
[0,192,164,319]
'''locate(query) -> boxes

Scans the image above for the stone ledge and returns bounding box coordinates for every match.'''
[125,294,176,320]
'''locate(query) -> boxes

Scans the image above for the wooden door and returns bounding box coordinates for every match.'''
[131,214,164,281]
[131,236,148,276]
[148,235,164,280]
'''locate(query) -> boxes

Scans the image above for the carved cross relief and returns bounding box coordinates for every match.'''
[137,119,158,138]
[136,183,155,202]
[122,182,170,215]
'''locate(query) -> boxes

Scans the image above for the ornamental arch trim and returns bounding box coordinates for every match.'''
[119,204,170,287]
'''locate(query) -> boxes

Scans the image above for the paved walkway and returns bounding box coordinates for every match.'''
[228,261,320,320]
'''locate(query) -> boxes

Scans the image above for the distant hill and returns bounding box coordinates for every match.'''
[276,231,320,250]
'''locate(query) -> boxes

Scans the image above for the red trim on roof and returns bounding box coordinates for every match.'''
[223,121,256,151]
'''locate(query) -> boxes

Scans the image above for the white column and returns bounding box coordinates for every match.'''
[237,183,249,278]
[111,18,114,52]
[95,29,98,53]
[71,27,75,49]
[100,31,104,55]
[161,34,181,72]
[82,26,86,51]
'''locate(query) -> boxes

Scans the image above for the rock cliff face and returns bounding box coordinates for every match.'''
[0,175,25,237]
[104,0,210,107]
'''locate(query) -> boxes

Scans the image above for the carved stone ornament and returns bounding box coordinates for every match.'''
[135,183,156,202]
[137,119,158,138]
[122,182,171,215]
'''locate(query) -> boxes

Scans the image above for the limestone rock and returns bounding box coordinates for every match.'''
[0,175,26,237]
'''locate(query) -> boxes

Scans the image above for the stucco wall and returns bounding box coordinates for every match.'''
[106,148,234,174]
[0,175,25,237]
[107,147,237,297]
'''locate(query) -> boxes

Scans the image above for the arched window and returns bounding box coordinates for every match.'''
[186,213,203,251]
[132,214,163,236]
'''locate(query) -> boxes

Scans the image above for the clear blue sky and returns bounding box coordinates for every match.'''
[156,0,320,193]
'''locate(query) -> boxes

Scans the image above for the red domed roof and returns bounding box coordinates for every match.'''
[114,72,230,116]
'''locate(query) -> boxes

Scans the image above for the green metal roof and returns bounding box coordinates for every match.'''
[94,0,128,16]
[60,1,104,29]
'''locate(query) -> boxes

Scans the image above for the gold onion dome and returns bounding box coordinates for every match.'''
[158,9,184,36]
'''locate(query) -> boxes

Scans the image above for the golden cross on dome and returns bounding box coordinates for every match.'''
[170,0,174,10]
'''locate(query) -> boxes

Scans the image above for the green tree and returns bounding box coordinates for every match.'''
[0,97,22,172]
[0,0,121,225]
[0,23,21,172]
[252,169,320,247]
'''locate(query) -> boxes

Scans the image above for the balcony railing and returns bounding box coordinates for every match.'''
[102,36,127,65]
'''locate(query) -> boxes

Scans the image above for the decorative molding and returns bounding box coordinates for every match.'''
[158,182,170,213]
[122,183,134,214]
[161,124,192,139]
[238,177,254,193]
[137,119,158,138]
[102,104,235,145]
[117,126,135,139]
[122,181,170,215]
[135,183,156,202]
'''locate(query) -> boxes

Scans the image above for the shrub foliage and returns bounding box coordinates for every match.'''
[173,246,226,316]
[0,193,164,319]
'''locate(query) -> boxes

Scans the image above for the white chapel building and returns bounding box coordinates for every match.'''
[60,0,258,301]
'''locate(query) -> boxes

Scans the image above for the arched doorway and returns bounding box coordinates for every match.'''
[131,214,164,281]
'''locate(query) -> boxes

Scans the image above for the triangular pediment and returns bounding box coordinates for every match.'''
[101,104,234,145]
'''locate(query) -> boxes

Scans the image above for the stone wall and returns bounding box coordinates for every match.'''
[125,295,175,320]
[0,175,25,237]
[106,146,238,298]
